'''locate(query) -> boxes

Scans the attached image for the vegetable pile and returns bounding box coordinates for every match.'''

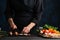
[40,24,60,34]
[37,24,60,38]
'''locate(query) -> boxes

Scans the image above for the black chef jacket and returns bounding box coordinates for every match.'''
[6,0,43,33]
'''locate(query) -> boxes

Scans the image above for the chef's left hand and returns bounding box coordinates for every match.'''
[22,27,31,34]
[22,22,36,34]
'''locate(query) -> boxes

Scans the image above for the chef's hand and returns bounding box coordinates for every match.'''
[8,18,17,30]
[11,24,17,30]
[22,22,36,34]
[22,27,31,34]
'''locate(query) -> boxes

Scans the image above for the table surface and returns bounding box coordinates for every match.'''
[0,35,60,40]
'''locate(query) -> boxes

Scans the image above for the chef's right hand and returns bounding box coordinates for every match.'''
[11,24,17,30]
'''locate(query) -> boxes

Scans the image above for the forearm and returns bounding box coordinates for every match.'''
[27,22,36,29]
[8,18,15,27]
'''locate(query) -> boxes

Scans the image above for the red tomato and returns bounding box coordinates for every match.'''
[42,29,46,33]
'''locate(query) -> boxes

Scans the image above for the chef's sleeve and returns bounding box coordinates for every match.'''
[5,0,14,19]
[32,0,43,25]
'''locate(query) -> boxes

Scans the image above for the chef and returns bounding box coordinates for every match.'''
[6,0,43,35]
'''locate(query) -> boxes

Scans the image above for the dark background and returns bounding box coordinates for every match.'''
[0,0,60,31]
[0,0,9,31]
[40,0,60,27]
